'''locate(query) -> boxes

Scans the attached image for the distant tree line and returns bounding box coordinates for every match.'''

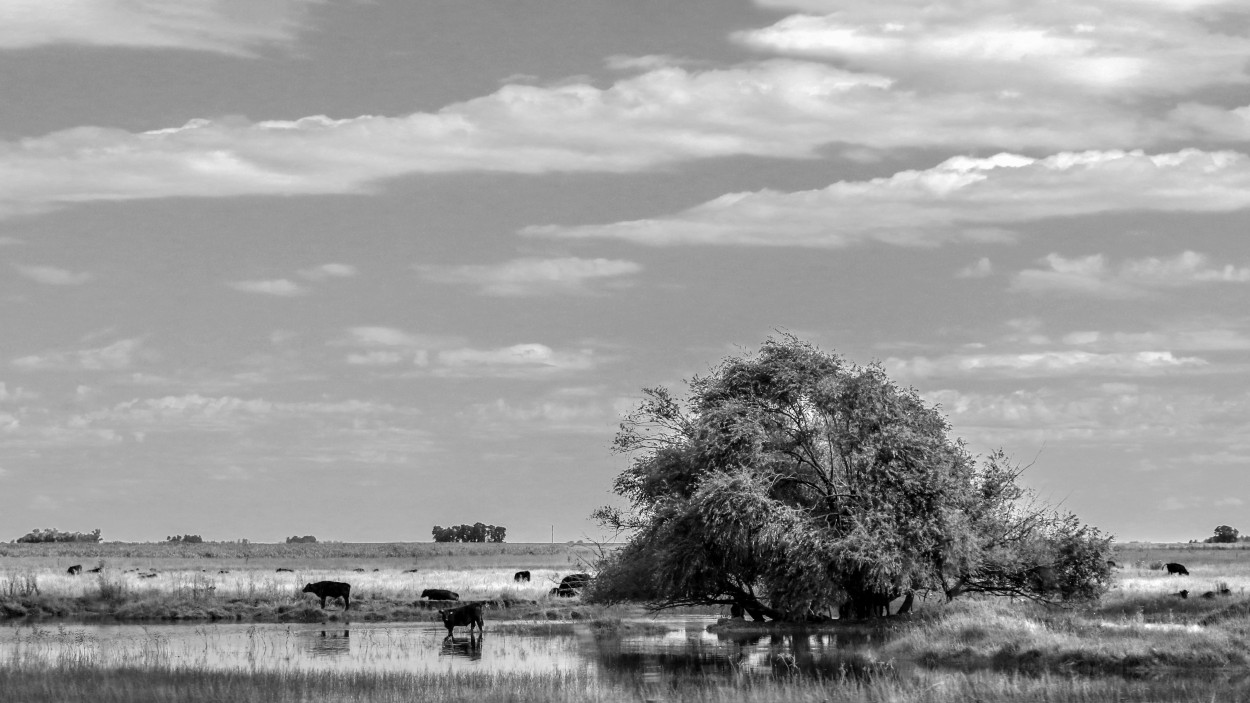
[165,534,204,543]
[1203,525,1247,543]
[13,528,102,543]
[285,535,318,544]
[431,523,506,543]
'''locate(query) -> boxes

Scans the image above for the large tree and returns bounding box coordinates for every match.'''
[589,336,1112,621]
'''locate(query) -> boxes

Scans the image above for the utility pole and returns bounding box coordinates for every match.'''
[551,525,554,544]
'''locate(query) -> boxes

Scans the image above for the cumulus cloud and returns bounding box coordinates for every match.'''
[1012,251,1250,297]
[12,338,148,371]
[0,0,322,56]
[14,264,93,285]
[526,150,1250,248]
[0,62,1199,223]
[415,257,641,296]
[227,279,307,296]
[739,0,1250,96]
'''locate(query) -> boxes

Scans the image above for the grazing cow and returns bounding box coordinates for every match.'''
[140,573,157,579]
[1174,590,1189,599]
[276,568,295,573]
[87,566,103,573]
[437,602,484,639]
[554,573,590,597]
[1165,562,1189,576]
[67,565,82,576]
[302,581,351,611]
[219,570,230,574]
[352,568,365,573]
[421,588,459,601]
[403,568,420,573]
[1220,588,1232,596]
[1201,591,1216,599]
[513,570,531,582]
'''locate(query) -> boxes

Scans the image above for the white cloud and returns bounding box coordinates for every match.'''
[227,279,307,296]
[0,0,322,56]
[0,62,1205,223]
[298,263,357,281]
[888,349,1207,380]
[461,397,613,434]
[435,344,599,378]
[527,150,1250,248]
[12,338,147,371]
[957,257,993,279]
[1012,251,1250,297]
[737,1,1250,97]
[415,257,641,296]
[14,264,93,285]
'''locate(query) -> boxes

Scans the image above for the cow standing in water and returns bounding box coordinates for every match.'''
[302,581,351,611]
[438,603,484,639]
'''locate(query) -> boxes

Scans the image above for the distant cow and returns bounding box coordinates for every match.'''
[276,568,295,573]
[87,566,103,574]
[403,568,420,573]
[1220,588,1232,596]
[66,565,82,576]
[1201,591,1217,599]
[302,581,351,611]
[1165,562,1189,576]
[353,568,365,573]
[438,603,484,639]
[1174,590,1189,599]
[513,570,531,582]
[139,573,157,579]
[421,588,459,601]
[554,573,590,597]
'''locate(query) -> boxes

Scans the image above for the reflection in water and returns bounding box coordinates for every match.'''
[302,629,350,658]
[439,633,482,661]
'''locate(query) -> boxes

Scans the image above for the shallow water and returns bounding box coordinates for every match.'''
[0,616,895,679]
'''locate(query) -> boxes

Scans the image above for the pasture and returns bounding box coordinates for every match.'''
[0,542,607,621]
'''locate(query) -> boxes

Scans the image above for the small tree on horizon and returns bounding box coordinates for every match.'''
[587,335,1112,622]
[1207,525,1240,543]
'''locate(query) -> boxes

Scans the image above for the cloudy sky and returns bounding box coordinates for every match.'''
[1,0,1247,544]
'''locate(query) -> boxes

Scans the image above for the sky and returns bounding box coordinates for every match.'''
[0,0,1247,544]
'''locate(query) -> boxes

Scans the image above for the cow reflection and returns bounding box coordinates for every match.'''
[439,632,483,661]
[306,629,351,658]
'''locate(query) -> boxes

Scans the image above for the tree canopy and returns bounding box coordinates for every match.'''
[589,336,1112,621]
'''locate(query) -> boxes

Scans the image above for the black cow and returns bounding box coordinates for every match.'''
[303,581,351,610]
[554,573,590,597]
[87,566,103,573]
[1220,587,1232,596]
[438,602,483,639]
[1201,591,1217,599]
[421,588,459,601]
[1174,589,1189,599]
[352,568,365,573]
[66,565,82,575]
[277,568,295,573]
[1165,562,1189,576]
[403,568,420,573]
[513,570,531,582]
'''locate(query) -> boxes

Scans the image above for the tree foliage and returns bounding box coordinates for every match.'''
[588,336,1112,621]
[431,523,506,543]
[285,535,318,544]
[1206,525,1240,543]
[14,528,101,544]
[166,534,204,543]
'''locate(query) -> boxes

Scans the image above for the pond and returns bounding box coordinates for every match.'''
[0,616,897,680]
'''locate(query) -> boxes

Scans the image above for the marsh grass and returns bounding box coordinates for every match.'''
[2,662,1249,703]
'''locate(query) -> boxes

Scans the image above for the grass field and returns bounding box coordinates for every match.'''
[0,542,608,621]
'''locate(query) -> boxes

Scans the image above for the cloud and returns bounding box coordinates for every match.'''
[297,263,357,281]
[738,0,1250,97]
[14,264,92,285]
[957,257,993,279]
[12,338,148,371]
[0,0,323,56]
[435,344,599,378]
[0,62,1204,223]
[887,349,1207,380]
[460,396,614,435]
[415,257,641,296]
[1012,251,1250,297]
[526,150,1250,248]
[227,279,308,296]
